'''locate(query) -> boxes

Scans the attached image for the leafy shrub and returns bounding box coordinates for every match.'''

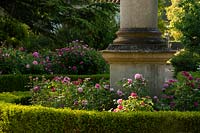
[30,76,116,111]
[154,71,200,111]
[0,16,30,48]
[170,50,200,76]
[0,41,109,75]
[0,74,109,92]
[112,74,153,112]
[0,47,45,74]
[113,93,154,112]
[117,73,149,98]
[51,41,109,74]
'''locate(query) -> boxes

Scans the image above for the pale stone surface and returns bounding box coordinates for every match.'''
[120,0,158,28]
[102,51,175,96]
[109,63,174,96]
[102,51,175,64]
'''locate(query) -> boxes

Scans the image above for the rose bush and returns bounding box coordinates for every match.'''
[117,73,149,99]
[154,71,200,111]
[51,41,109,74]
[0,41,109,75]
[0,47,44,74]
[113,92,154,112]
[30,76,116,111]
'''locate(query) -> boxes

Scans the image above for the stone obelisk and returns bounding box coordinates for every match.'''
[102,0,175,96]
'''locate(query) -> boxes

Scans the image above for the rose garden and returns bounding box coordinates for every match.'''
[1,0,200,132]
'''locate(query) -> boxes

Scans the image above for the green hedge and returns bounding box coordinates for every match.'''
[0,103,200,133]
[0,91,31,105]
[0,74,109,92]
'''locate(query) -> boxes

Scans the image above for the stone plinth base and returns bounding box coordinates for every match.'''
[102,50,175,96]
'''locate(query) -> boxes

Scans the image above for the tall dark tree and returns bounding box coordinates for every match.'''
[1,0,119,50]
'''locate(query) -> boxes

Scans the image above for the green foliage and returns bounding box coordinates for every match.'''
[170,50,200,76]
[0,75,31,92]
[55,3,119,50]
[166,0,200,53]
[117,73,149,98]
[0,74,109,92]
[113,93,154,112]
[113,74,153,112]
[0,43,109,75]
[177,71,200,82]
[1,103,200,132]
[0,47,45,74]
[0,16,30,48]
[1,0,118,50]
[175,0,200,54]
[166,0,183,41]
[31,76,116,111]
[52,41,109,74]
[0,91,31,105]
[158,0,168,34]
[154,71,200,111]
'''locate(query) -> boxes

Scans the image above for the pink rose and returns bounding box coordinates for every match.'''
[113,109,118,112]
[117,90,123,96]
[82,100,88,106]
[127,78,132,84]
[182,71,190,77]
[141,101,145,106]
[168,79,177,83]
[110,88,114,92]
[74,100,79,106]
[134,73,142,80]
[188,76,193,80]
[32,60,38,65]
[117,105,123,110]
[72,66,77,71]
[77,87,83,93]
[62,77,70,83]
[153,96,158,99]
[117,99,123,104]
[51,87,56,92]
[131,92,137,98]
[32,51,39,58]
[33,86,40,92]
[95,83,100,89]
[163,83,169,88]
[194,102,198,107]
[26,64,30,68]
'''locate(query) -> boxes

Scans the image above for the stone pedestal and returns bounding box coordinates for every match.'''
[102,0,176,96]
[102,51,175,96]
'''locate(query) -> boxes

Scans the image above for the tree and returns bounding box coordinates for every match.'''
[167,0,200,75]
[176,0,200,53]
[0,0,119,50]
[166,0,183,41]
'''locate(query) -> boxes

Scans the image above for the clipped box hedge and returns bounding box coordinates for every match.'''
[0,91,31,105]
[0,74,109,92]
[0,103,200,133]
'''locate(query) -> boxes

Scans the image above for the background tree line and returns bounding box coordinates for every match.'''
[0,0,118,51]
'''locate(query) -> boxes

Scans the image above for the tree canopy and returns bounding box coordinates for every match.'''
[0,0,119,50]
